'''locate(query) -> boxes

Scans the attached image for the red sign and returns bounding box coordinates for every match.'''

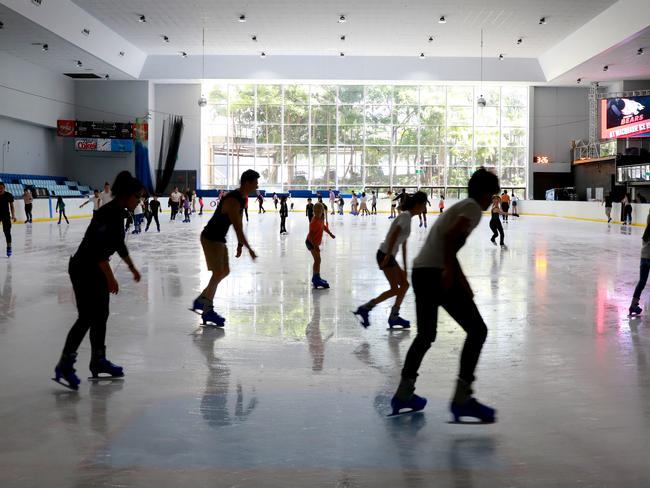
[75,139,98,151]
[57,120,75,137]
[601,97,650,138]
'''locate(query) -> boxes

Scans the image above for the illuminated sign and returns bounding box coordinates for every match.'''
[533,155,550,164]
[601,96,650,139]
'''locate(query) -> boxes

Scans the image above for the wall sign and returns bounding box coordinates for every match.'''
[57,120,75,137]
[74,139,98,151]
[74,138,133,152]
[533,155,551,164]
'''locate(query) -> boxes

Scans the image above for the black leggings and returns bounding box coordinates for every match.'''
[146,212,160,231]
[62,258,110,355]
[1,216,11,246]
[401,268,487,384]
[58,209,69,224]
[489,214,504,245]
[244,207,249,221]
[280,215,287,233]
[170,202,179,220]
[25,203,33,222]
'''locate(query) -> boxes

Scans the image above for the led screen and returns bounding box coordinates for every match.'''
[601,96,650,138]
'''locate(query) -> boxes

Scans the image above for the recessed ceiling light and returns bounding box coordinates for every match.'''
[251,35,257,42]
[81,28,90,36]
[138,15,146,23]
[637,48,645,56]
[76,60,83,68]
[428,36,434,42]
[516,38,523,45]
[577,78,582,84]
[119,51,125,57]
[180,51,187,57]
[104,74,110,80]
[260,51,266,58]
[162,35,169,43]
[239,14,247,23]
[438,16,446,24]
[340,35,346,41]
[498,54,504,60]
[338,15,346,23]
[539,17,546,25]
[603,65,609,72]
[340,52,345,57]
[419,52,425,59]
[42,43,48,52]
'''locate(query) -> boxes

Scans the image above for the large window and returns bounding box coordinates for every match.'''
[201,83,529,192]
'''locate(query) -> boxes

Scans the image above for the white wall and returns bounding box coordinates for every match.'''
[153,83,201,183]
[0,116,64,175]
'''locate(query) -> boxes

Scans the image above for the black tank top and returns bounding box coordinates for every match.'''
[202,191,245,242]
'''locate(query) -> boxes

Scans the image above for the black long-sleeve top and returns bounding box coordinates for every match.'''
[73,199,129,264]
[280,202,289,217]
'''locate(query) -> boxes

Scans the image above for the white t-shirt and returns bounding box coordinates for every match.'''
[99,190,113,207]
[134,203,143,215]
[413,198,483,269]
[379,211,412,256]
[170,191,182,203]
[89,195,101,210]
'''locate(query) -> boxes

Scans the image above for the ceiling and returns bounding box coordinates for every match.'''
[70,0,616,57]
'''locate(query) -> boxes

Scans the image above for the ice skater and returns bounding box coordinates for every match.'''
[306,202,335,289]
[306,197,314,222]
[198,195,204,216]
[603,193,613,223]
[511,193,519,218]
[337,195,345,215]
[393,188,407,214]
[624,194,633,225]
[257,192,266,213]
[145,194,161,232]
[243,193,249,222]
[99,182,113,207]
[190,170,258,326]
[390,168,499,423]
[169,187,182,221]
[354,192,428,329]
[371,190,377,215]
[629,209,650,316]
[79,189,101,215]
[439,194,445,213]
[418,194,431,228]
[132,198,144,234]
[272,192,279,210]
[52,171,143,390]
[182,194,192,223]
[359,192,370,216]
[0,182,16,257]
[56,196,69,224]
[329,188,336,215]
[351,191,358,215]
[500,190,510,222]
[279,195,289,234]
[489,195,507,248]
[23,188,33,223]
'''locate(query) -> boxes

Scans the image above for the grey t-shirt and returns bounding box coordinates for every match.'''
[379,211,412,256]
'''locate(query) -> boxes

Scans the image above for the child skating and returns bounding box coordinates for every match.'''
[489,195,507,249]
[279,195,289,234]
[190,170,258,326]
[306,202,335,289]
[52,171,143,390]
[132,198,144,234]
[390,168,499,423]
[56,196,69,224]
[439,194,445,213]
[354,192,428,329]
[629,209,650,316]
[306,197,314,222]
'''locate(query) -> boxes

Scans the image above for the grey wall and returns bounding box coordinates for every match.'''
[531,87,589,175]
[153,84,201,185]
[0,116,64,175]
[63,80,150,188]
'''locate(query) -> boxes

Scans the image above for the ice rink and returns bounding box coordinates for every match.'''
[1,209,650,487]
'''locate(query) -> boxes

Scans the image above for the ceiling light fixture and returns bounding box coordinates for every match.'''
[577,78,582,84]
[162,35,169,43]
[198,28,207,108]
[340,35,346,41]
[239,14,247,23]
[477,29,487,108]
[498,53,504,60]
[428,36,434,42]
[338,15,346,23]
[438,16,446,24]
[76,60,83,68]
[260,51,267,58]
[419,52,425,59]
[42,43,48,52]
[180,51,187,57]
[637,48,645,56]
[119,51,125,57]
[104,74,110,80]
[251,35,257,42]
[138,15,146,23]
[81,28,90,36]
[539,17,546,25]
[516,38,523,45]
[340,52,345,57]
[603,65,609,72]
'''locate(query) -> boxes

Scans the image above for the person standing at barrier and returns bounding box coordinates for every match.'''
[190,170,258,326]
[169,187,182,221]
[624,194,633,225]
[511,193,519,218]
[52,171,143,390]
[56,196,69,225]
[23,188,33,223]
[0,182,16,257]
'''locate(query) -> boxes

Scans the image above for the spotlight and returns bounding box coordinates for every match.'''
[477,95,487,108]
[251,35,257,42]
[0,21,4,29]
[162,35,169,43]
[81,28,90,36]
[239,14,247,23]
[138,15,146,23]
[577,78,582,84]
[42,44,48,52]
[260,51,266,58]
[104,74,110,80]
[339,15,347,23]
[340,35,346,41]
[76,60,83,68]
[439,16,446,24]
[539,17,546,25]
[498,53,504,60]
[198,96,207,108]
[419,52,425,59]
[180,51,187,57]
[340,52,345,57]
[119,51,125,57]
[428,36,434,42]
[637,48,645,56]
[516,38,523,45]
[603,65,609,72]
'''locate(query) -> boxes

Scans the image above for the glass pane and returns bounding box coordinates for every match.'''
[365,146,391,166]
[420,106,445,125]
[284,85,310,105]
[502,86,528,107]
[365,85,392,105]
[311,85,337,104]
[311,105,336,125]
[475,146,499,167]
[207,83,228,104]
[476,86,500,106]
[447,86,473,105]
[229,84,255,104]
[311,125,336,146]
[365,166,390,186]
[284,125,308,144]
[476,128,500,146]
[366,105,392,124]
[418,165,445,187]
[338,85,365,104]
[256,85,282,104]
[420,126,445,145]
[502,128,527,147]
[447,167,473,186]
[339,105,364,125]
[447,106,473,126]
[393,105,419,126]
[255,147,281,185]
[312,148,337,186]
[395,127,418,146]
[284,104,308,125]
[283,146,309,186]
[502,106,527,126]
[447,127,473,146]
[393,166,418,186]
[394,86,419,105]
[208,105,228,124]
[337,147,363,185]
[501,167,526,186]
[256,105,281,124]
[256,125,282,145]
[420,85,446,105]
[502,147,527,167]
[338,125,363,145]
[394,147,418,166]
[365,125,392,145]
[447,146,473,166]
[419,146,445,167]
[475,106,499,127]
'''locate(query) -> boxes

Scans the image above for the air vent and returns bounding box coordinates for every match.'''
[64,73,101,79]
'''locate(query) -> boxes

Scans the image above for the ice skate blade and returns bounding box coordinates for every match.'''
[188,307,204,315]
[87,376,124,382]
[51,378,79,391]
[387,408,424,418]
[200,322,225,328]
[351,310,370,328]
[447,417,497,425]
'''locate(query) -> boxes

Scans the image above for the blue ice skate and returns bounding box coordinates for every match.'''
[352,305,371,328]
[6,247,12,257]
[52,353,81,390]
[389,394,427,417]
[190,296,211,314]
[450,398,496,423]
[312,274,330,289]
[629,305,642,316]
[89,357,124,379]
[388,315,410,329]
[202,308,226,327]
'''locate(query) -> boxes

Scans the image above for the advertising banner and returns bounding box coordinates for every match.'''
[601,96,650,138]
[75,121,134,139]
[57,120,75,137]
[111,139,134,152]
[74,139,98,151]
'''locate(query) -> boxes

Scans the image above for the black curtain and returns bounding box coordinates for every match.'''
[156,115,184,194]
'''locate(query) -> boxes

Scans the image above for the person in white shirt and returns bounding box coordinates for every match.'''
[132,199,144,234]
[354,192,428,329]
[169,187,182,221]
[370,190,377,215]
[99,182,113,207]
[80,189,101,213]
[391,168,499,423]
[23,188,34,223]
[329,188,336,215]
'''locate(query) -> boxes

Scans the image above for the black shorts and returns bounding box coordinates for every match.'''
[305,239,315,251]
[377,250,398,269]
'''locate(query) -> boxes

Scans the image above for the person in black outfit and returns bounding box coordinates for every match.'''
[489,196,507,248]
[306,198,314,222]
[393,188,407,214]
[279,195,289,234]
[190,170,259,326]
[257,192,266,213]
[0,182,16,257]
[52,171,143,390]
[146,195,161,232]
[603,193,613,223]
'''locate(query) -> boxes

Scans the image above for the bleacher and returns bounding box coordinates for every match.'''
[0,173,92,197]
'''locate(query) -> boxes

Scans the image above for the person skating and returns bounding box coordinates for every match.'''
[387,190,397,219]
[279,195,289,235]
[354,192,428,329]
[439,194,445,213]
[190,170,258,326]
[603,193,613,223]
[371,190,377,215]
[489,195,507,249]
[500,190,510,222]
[0,182,16,257]
[306,197,314,222]
[511,193,519,218]
[23,188,34,223]
[359,192,370,216]
[272,192,279,210]
[182,193,192,223]
[393,188,407,215]
[337,195,344,215]
[198,195,204,216]
[56,196,69,225]
[306,202,335,289]
[418,194,431,228]
[391,168,499,423]
[132,198,144,234]
[624,194,633,225]
[243,192,249,222]
[169,187,182,221]
[257,192,266,213]
[629,209,650,316]
[329,188,336,215]
[317,196,329,225]
[52,171,143,390]
[145,194,161,232]
[351,191,358,215]
[99,182,113,207]
[80,189,101,215]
